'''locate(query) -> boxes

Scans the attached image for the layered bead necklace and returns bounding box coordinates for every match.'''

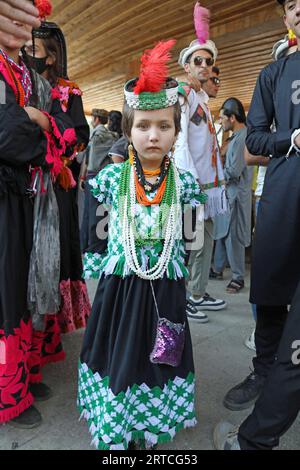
[119,154,182,280]
[0,49,31,107]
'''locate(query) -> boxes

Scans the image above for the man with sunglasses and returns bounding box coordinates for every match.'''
[203,66,221,99]
[174,40,228,323]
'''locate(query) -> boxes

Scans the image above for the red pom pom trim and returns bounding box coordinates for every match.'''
[35,0,53,19]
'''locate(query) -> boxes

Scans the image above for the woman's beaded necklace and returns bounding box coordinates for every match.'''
[0,49,31,107]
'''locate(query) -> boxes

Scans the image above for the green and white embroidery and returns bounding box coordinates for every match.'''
[124,86,178,110]
[83,163,207,280]
[78,361,197,451]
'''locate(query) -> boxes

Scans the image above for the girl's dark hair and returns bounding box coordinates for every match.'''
[41,35,63,86]
[221,97,246,124]
[108,110,123,137]
[122,101,181,139]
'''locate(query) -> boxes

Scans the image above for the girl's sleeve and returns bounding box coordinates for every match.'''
[88,164,115,209]
[180,170,207,207]
[67,94,90,151]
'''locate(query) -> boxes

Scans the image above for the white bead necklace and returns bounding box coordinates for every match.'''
[121,160,182,280]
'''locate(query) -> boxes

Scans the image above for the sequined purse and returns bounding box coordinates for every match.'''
[149,281,185,367]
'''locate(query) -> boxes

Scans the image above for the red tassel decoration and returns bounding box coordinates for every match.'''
[58,166,76,191]
[194,2,210,44]
[134,39,176,94]
[35,0,53,19]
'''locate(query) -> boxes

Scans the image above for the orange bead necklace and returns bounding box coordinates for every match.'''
[0,53,26,107]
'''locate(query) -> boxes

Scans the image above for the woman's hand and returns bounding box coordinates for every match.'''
[0,1,40,39]
[24,107,51,132]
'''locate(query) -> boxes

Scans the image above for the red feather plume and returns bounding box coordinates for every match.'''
[134,39,176,95]
[35,0,53,19]
[194,2,210,44]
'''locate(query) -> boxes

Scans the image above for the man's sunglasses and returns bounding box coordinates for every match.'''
[193,56,214,67]
[209,76,221,86]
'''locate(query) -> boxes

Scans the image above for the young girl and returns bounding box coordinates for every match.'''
[24,19,91,373]
[78,40,207,450]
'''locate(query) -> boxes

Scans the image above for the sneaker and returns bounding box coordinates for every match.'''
[213,422,241,450]
[9,405,42,429]
[244,328,256,352]
[223,371,266,411]
[30,382,53,402]
[186,300,209,323]
[209,268,223,280]
[190,293,227,311]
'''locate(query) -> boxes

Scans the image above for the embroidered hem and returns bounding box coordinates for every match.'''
[0,320,33,422]
[57,279,91,334]
[78,362,196,451]
[41,314,66,367]
[0,393,33,423]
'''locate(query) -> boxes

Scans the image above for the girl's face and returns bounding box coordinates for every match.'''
[130,107,176,167]
[0,21,32,52]
[24,38,54,76]
[25,37,48,58]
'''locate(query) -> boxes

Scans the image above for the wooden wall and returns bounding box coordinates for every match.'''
[51,0,286,114]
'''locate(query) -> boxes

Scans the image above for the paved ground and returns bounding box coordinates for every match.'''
[1,268,299,450]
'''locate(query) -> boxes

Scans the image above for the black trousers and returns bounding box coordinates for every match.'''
[253,304,288,377]
[238,283,300,449]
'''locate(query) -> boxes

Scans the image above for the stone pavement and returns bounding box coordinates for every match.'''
[1,269,299,450]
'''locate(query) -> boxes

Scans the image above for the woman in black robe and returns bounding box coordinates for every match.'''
[0,37,61,426]
[25,22,91,373]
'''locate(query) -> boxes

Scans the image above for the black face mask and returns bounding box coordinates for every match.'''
[27,55,49,75]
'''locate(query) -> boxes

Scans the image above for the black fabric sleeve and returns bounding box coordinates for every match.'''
[67,94,90,149]
[50,97,74,137]
[246,66,295,157]
[0,75,47,167]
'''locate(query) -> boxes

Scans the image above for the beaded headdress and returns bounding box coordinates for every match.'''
[124,40,179,110]
[32,22,68,79]
[30,0,68,79]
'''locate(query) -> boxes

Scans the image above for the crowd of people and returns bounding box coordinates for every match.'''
[0,0,300,452]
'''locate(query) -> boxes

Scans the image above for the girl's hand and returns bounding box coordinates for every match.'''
[24,107,51,132]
